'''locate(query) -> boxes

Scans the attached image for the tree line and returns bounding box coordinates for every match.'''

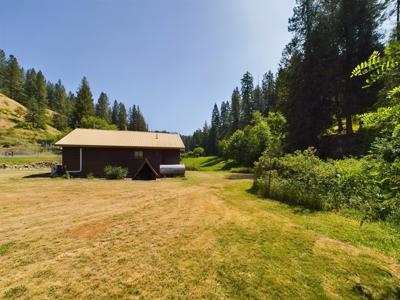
[185,0,399,156]
[0,51,148,132]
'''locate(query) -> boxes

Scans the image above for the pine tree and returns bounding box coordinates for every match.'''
[46,82,57,110]
[0,49,6,89]
[262,71,277,115]
[52,80,70,130]
[24,68,37,102]
[73,77,94,127]
[252,85,263,113]
[230,87,241,132]
[96,92,111,122]
[4,55,24,102]
[135,106,148,131]
[111,100,119,126]
[118,102,127,130]
[240,72,254,127]
[220,101,231,138]
[336,0,384,134]
[208,104,220,155]
[128,105,136,130]
[35,71,47,107]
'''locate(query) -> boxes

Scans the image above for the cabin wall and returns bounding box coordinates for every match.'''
[62,147,181,177]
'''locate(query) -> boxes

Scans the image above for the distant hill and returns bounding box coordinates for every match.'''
[0,93,60,151]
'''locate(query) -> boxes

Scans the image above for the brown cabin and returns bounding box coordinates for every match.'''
[55,128,185,179]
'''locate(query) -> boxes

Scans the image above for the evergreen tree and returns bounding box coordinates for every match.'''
[128,105,136,130]
[252,85,263,113]
[208,104,220,155]
[35,71,47,107]
[24,68,37,102]
[240,72,254,127]
[111,100,119,126]
[46,81,57,110]
[262,71,277,115]
[336,0,384,134]
[118,102,127,130]
[4,55,24,102]
[231,87,241,132]
[96,92,111,122]
[136,106,148,131]
[52,81,70,130]
[73,77,94,127]
[220,101,231,138]
[0,49,6,89]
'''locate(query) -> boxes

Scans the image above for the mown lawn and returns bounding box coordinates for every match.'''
[0,169,399,299]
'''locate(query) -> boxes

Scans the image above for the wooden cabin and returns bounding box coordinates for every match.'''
[55,128,185,179]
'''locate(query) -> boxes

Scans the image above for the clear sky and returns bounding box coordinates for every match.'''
[1,0,294,135]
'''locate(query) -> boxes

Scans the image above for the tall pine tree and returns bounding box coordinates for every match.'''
[73,77,94,127]
[96,92,111,122]
[240,72,254,128]
[4,55,24,102]
[230,87,241,132]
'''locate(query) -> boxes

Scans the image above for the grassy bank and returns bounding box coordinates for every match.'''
[182,156,253,173]
[0,155,61,165]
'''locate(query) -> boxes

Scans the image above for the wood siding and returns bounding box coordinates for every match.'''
[62,147,180,177]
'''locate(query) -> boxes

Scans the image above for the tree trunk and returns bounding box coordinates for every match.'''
[345,114,353,135]
[337,115,343,133]
[397,0,400,41]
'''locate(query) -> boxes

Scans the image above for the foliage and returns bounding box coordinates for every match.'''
[80,115,118,130]
[193,147,205,157]
[104,165,128,180]
[220,112,286,166]
[254,148,400,224]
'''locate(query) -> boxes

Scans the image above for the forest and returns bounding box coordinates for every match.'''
[183,0,400,226]
[0,52,149,133]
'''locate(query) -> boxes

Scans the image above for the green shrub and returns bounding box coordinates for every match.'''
[254,148,400,224]
[104,165,128,180]
[62,172,71,179]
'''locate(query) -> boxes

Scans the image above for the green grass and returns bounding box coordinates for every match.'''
[216,180,400,299]
[0,155,60,165]
[182,156,253,173]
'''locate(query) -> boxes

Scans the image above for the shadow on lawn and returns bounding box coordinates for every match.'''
[226,174,254,180]
[245,185,319,215]
[23,173,52,179]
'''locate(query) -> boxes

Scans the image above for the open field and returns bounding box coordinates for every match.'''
[0,170,400,299]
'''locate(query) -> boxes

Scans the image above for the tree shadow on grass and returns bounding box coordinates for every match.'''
[23,173,52,179]
[200,157,224,167]
[244,185,319,215]
[226,174,254,180]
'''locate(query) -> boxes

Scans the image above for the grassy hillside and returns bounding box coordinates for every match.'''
[181,156,253,173]
[0,93,60,151]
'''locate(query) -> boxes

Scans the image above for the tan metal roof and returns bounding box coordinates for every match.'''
[55,128,185,149]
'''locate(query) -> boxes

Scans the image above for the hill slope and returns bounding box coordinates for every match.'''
[0,93,60,150]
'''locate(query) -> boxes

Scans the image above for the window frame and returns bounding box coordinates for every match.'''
[134,150,144,160]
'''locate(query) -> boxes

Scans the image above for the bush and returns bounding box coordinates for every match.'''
[104,165,128,180]
[193,147,205,157]
[254,148,400,224]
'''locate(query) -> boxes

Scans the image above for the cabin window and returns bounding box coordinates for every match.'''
[134,151,143,160]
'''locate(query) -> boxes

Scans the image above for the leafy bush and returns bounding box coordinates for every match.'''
[193,147,205,157]
[220,112,286,166]
[254,148,400,224]
[104,165,128,180]
[80,116,118,130]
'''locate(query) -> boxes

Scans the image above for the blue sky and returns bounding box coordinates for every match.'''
[1,0,294,135]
